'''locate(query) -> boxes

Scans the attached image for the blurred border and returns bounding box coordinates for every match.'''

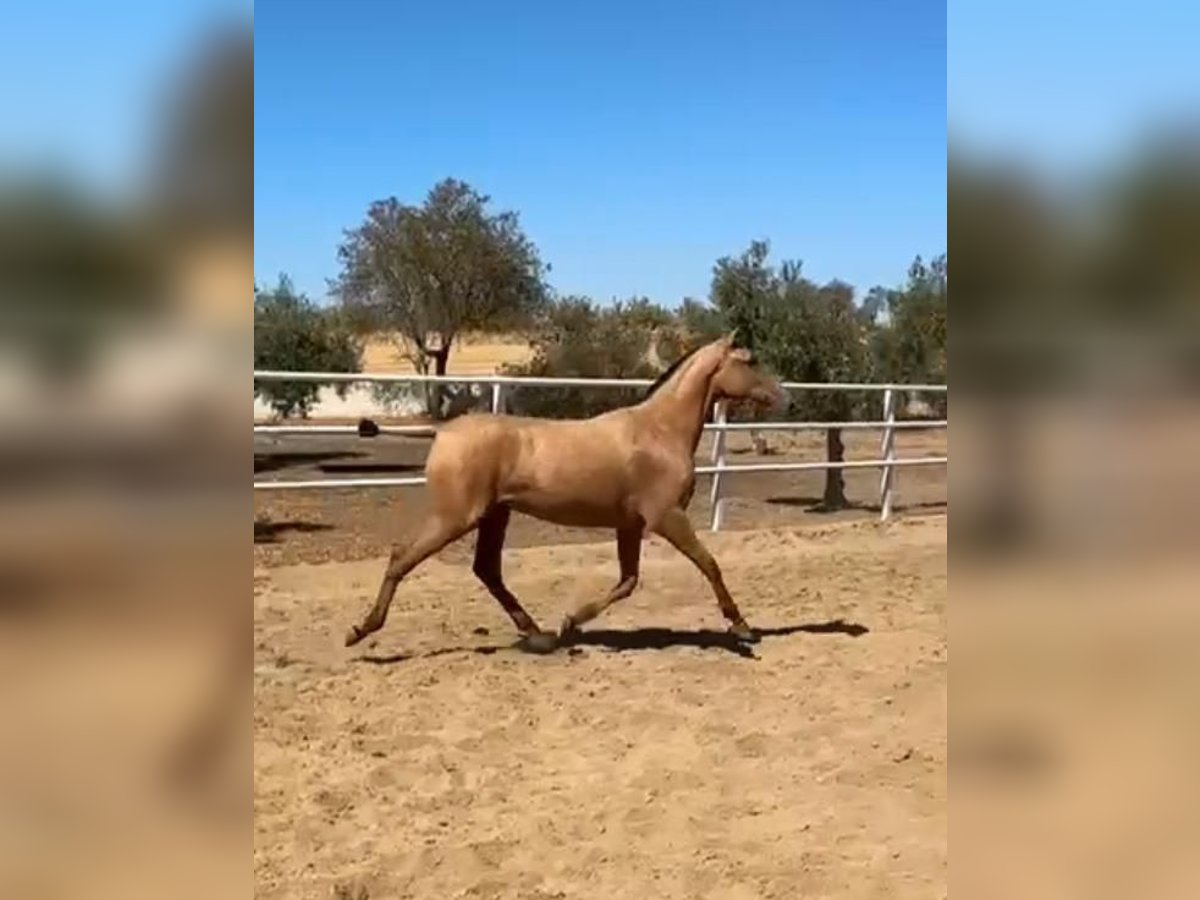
[950,2,1200,896]
[0,7,251,898]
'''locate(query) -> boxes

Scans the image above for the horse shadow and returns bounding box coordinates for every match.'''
[313,460,425,475]
[564,620,868,658]
[356,619,869,665]
[254,519,334,544]
[766,495,947,516]
[253,450,362,474]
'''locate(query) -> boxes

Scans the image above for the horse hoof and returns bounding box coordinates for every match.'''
[519,631,560,655]
[344,625,366,647]
[730,622,760,644]
[558,616,578,642]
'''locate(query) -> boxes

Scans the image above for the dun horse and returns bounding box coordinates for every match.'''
[345,334,784,653]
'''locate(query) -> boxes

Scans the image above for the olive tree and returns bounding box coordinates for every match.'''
[333,179,548,417]
[253,275,361,418]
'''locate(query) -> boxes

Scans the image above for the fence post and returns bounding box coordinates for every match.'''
[709,401,728,531]
[879,389,897,522]
[490,381,506,415]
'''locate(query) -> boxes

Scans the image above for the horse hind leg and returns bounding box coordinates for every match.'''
[472,505,543,637]
[560,524,642,638]
[345,511,475,647]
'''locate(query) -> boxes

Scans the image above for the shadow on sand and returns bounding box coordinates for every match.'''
[253,450,363,474]
[765,495,947,516]
[355,618,869,665]
[254,519,335,544]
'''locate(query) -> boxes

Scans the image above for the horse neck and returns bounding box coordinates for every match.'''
[638,355,718,452]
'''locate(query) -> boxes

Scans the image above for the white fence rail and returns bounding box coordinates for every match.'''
[253,371,947,529]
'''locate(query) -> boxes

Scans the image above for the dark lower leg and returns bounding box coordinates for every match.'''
[473,506,541,635]
[346,516,468,646]
[679,480,696,510]
[560,576,637,636]
[561,525,642,635]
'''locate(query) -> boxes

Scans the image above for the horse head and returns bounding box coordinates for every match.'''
[708,333,785,411]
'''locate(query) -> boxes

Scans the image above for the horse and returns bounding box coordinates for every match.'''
[344,333,784,653]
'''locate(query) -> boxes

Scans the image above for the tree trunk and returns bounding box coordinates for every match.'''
[427,346,451,419]
[823,427,847,509]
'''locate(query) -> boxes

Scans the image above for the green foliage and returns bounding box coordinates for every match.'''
[709,240,775,352]
[676,297,725,347]
[1092,140,1200,309]
[254,275,362,418]
[333,178,549,415]
[493,239,948,452]
[0,179,166,382]
[502,297,669,418]
[696,242,885,507]
[698,242,878,419]
[697,242,951,419]
[764,277,875,420]
[870,255,947,384]
[868,255,947,416]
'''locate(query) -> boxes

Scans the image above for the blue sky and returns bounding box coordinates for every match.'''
[0,0,249,197]
[949,0,1200,174]
[256,0,946,304]
[6,0,1195,306]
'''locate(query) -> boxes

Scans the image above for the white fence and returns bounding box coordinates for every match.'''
[253,371,948,530]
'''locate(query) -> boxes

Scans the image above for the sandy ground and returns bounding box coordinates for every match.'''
[254,515,946,899]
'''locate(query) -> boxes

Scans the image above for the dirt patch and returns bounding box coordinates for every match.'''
[254,516,946,899]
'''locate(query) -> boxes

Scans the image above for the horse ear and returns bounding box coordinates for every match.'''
[725,329,739,347]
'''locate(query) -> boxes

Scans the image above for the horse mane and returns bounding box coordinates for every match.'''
[642,345,702,399]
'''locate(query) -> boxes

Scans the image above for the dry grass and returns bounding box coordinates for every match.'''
[361,333,535,375]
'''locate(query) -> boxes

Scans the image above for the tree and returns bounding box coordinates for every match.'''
[762,273,875,508]
[702,242,876,508]
[502,296,667,418]
[710,239,776,352]
[254,275,361,418]
[0,179,165,383]
[676,297,726,347]
[333,178,549,417]
[708,240,780,454]
[869,254,947,416]
[616,296,683,363]
[1091,134,1200,313]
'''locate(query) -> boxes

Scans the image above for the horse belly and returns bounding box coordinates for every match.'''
[501,489,628,532]
[500,470,630,528]
[495,426,634,528]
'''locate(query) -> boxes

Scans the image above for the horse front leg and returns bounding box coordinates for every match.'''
[651,507,758,643]
[559,524,642,639]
